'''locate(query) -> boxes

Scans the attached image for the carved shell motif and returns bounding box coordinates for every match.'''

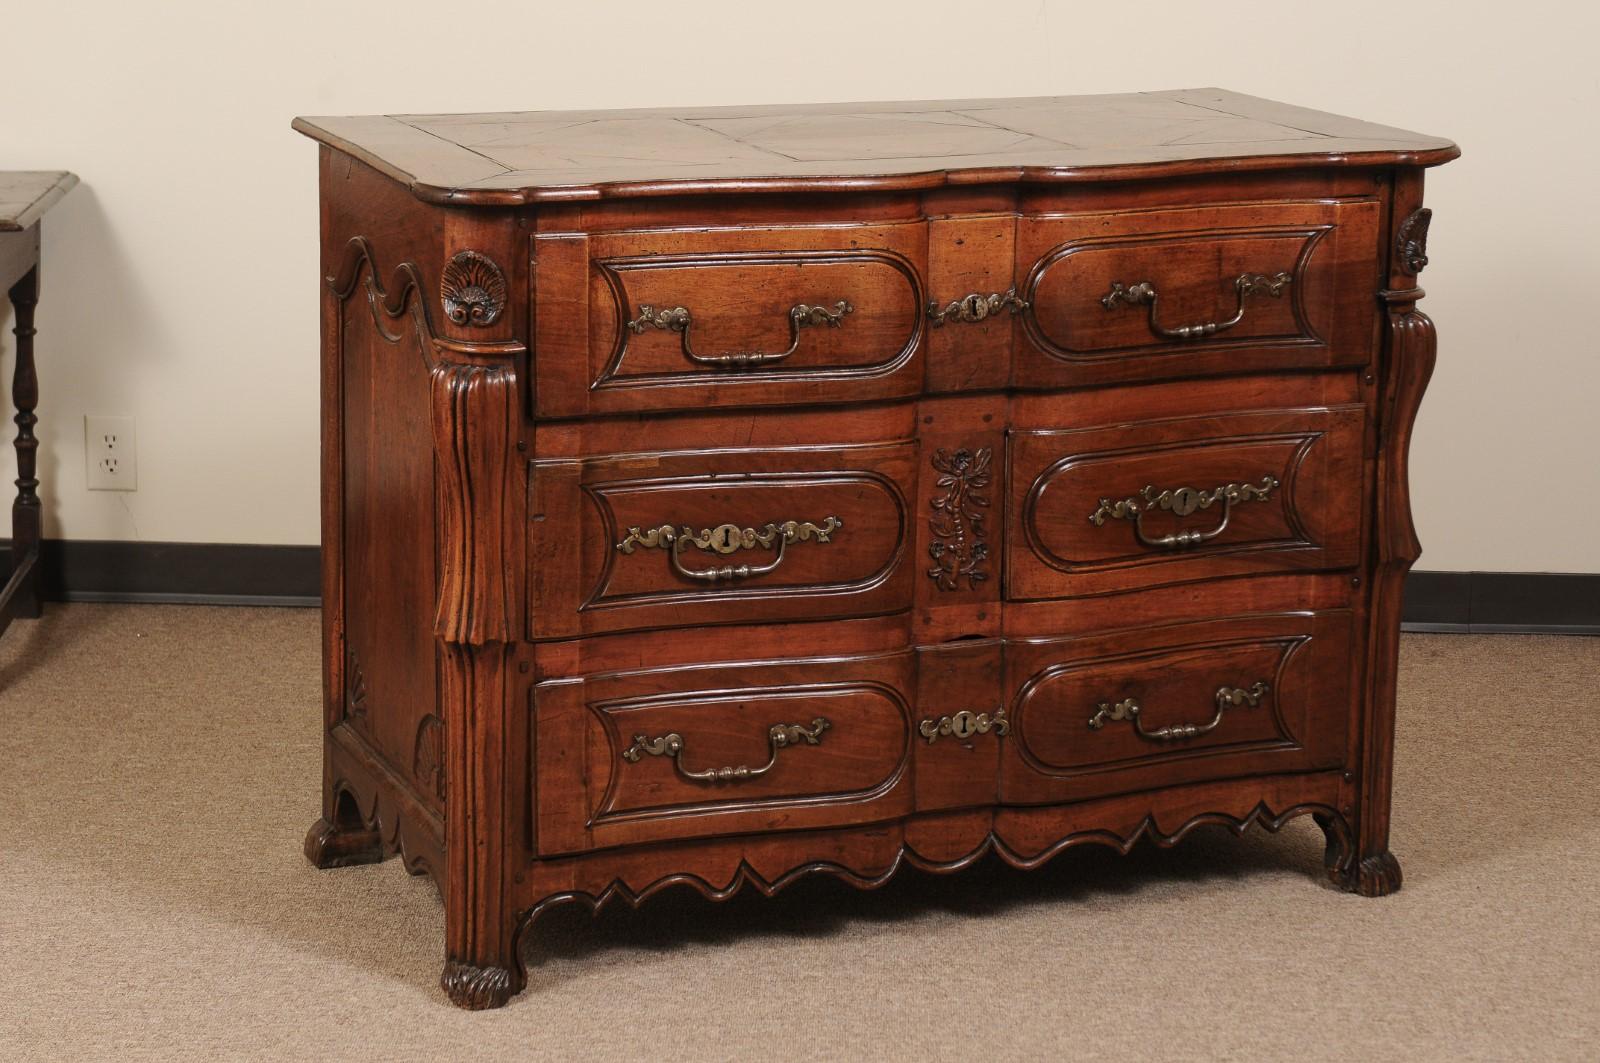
[345,650,367,723]
[414,714,446,802]
[440,250,507,327]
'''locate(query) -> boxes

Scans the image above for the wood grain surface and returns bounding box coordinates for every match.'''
[293,89,1457,204]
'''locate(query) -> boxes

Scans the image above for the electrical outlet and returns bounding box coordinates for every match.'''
[86,415,137,491]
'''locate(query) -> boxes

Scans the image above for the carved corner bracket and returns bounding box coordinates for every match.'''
[1374,284,1438,554]
[927,446,992,591]
[1395,208,1432,276]
[430,359,519,645]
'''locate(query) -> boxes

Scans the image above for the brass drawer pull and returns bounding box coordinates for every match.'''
[1101,271,1292,341]
[622,717,831,782]
[1089,475,1278,550]
[616,517,842,583]
[918,708,1009,744]
[1088,681,1269,742]
[927,287,1029,326]
[626,300,853,367]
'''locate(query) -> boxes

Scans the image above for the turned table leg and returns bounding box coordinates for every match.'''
[8,266,41,619]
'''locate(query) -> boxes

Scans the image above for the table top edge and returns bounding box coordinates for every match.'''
[0,171,79,232]
[291,89,1459,207]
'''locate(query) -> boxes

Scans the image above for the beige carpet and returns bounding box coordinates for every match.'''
[1,604,1596,1061]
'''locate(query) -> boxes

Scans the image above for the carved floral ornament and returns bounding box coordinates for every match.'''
[927,447,992,591]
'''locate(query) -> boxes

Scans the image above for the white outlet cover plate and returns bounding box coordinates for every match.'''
[86,414,137,491]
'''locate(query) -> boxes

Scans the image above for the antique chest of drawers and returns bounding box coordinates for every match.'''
[293,90,1457,1009]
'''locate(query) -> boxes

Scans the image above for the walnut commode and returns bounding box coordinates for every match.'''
[294,90,1457,1009]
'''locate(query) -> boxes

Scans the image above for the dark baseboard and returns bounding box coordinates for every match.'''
[1401,570,1600,634]
[0,541,1595,632]
[2,539,320,607]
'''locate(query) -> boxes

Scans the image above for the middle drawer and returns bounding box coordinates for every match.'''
[1007,404,1367,599]
[529,441,916,639]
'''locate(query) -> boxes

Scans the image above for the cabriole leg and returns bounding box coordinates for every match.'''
[1333,185,1440,900]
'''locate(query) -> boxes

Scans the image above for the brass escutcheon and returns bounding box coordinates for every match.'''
[917,708,1009,745]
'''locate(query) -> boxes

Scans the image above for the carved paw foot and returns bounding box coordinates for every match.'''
[1342,850,1404,897]
[441,960,522,1010]
[303,816,384,869]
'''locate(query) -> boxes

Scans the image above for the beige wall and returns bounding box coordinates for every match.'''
[1,1,1594,572]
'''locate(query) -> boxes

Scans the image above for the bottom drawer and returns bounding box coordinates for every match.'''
[532,651,915,856]
[1001,611,1353,804]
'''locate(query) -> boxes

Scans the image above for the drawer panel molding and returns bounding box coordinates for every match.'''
[1012,637,1305,776]
[533,653,918,854]
[595,248,919,389]
[584,468,901,609]
[1001,612,1354,804]
[529,441,915,639]
[1026,226,1327,358]
[1009,406,1365,599]
[1013,199,1381,388]
[533,223,929,417]
[590,681,909,828]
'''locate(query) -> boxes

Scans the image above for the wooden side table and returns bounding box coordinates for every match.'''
[0,171,77,633]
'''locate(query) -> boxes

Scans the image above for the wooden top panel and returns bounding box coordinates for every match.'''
[293,89,1457,205]
[0,171,78,232]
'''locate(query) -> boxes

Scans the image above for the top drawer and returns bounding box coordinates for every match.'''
[1014,199,1380,388]
[533,223,927,417]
